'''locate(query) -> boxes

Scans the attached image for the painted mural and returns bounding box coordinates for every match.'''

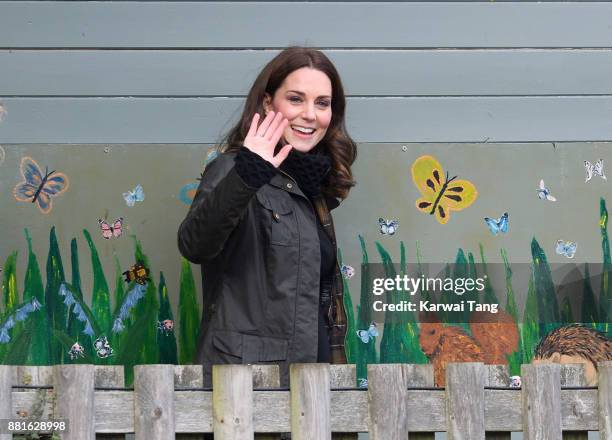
[0,102,610,387]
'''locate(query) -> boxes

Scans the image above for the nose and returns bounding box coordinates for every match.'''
[302,102,316,121]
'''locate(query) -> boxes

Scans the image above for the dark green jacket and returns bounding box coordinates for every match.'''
[177,151,347,386]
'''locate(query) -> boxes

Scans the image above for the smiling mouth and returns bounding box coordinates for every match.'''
[291,126,316,137]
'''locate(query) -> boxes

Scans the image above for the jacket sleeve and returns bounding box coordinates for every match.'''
[177,150,275,263]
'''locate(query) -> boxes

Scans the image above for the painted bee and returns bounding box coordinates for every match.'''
[123,262,149,285]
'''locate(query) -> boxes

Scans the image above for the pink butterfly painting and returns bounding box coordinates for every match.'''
[98,218,124,239]
[13,157,69,214]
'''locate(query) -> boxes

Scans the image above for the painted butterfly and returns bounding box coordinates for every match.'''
[379,218,399,235]
[123,184,145,207]
[537,179,557,201]
[341,264,355,279]
[13,157,69,214]
[584,159,606,183]
[98,217,123,239]
[356,321,379,343]
[484,212,509,236]
[93,335,113,358]
[556,240,577,259]
[412,155,478,224]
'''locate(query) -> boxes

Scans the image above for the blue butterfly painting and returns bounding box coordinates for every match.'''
[123,184,145,207]
[356,322,379,343]
[13,157,69,214]
[484,212,509,236]
[378,218,399,235]
[556,240,577,259]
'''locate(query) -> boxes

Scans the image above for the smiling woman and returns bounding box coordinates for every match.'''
[177,47,358,396]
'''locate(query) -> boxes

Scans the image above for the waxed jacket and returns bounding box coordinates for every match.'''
[177,150,347,386]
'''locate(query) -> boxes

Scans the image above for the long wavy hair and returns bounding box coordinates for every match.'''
[219,47,357,200]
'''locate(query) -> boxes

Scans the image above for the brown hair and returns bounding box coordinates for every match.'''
[219,46,357,200]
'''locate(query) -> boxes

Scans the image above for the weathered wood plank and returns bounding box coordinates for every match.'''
[485,365,511,440]
[599,361,612,440]
[406,364,435,440]
[6,49,612,97]
[252,365,281,440]
[4,97,612,144]
[330,365,357,440]
[53,364,95,440]
[7,387,602,433]
[95,366,125,440]
[174,365,206,440]
[367,364,408,440]
[561,364,588,440]
[3,2,612,48]
[290,364,330,440]
[522,363,562,440]
[174,365,203,389]
[13,365,53,387]
[0,366,12,440]
[212,365,254,439]
[446,363,485,440]
[133,365,175,440]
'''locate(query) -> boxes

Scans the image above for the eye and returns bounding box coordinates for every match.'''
[289,96,302,103]
[317,100,331,107]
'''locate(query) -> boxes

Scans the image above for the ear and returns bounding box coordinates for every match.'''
[263,93,272,115]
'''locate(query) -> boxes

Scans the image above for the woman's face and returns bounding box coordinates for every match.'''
[263,67,333,153]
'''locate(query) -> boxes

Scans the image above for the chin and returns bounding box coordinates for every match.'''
[291,143,318,153]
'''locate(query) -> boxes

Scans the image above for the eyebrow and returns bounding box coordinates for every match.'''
[286,90,332,99]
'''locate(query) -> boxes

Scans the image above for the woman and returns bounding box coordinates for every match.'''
[178,47,357,387]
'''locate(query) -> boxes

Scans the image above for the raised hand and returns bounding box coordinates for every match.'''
[243,111,293,168]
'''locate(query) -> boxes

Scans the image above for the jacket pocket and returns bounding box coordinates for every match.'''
[212,330,288,363]
[255,191,297,246]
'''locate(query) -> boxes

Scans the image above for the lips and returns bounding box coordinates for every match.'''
[291,125,316,134]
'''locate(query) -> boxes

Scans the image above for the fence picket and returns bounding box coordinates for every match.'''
[0,366,12,440]
[446,362,486,440]
[134,365,175,440]
[1,362,605,436]
[367,364,408,440]
[53,364,95,440]
[213,364,254,439]
[290,363,331,440]
[599,361,612,440]
[522,363,562,440]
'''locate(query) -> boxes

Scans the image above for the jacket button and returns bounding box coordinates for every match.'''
[286,183,293,189]
[273,212,280,222]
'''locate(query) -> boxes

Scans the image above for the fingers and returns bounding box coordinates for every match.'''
[274,144,293,166]
[256,111,276,138]
[271,118,289,145]
[246,113,260,138]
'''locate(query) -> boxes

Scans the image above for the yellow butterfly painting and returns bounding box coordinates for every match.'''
[411,155,478,224]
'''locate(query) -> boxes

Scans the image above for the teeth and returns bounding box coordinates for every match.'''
[292,126,315,134]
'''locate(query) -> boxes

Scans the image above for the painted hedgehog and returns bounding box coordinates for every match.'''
[533,324,612,385]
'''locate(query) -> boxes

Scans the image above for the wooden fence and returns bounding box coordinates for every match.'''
[0,362,610,439]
